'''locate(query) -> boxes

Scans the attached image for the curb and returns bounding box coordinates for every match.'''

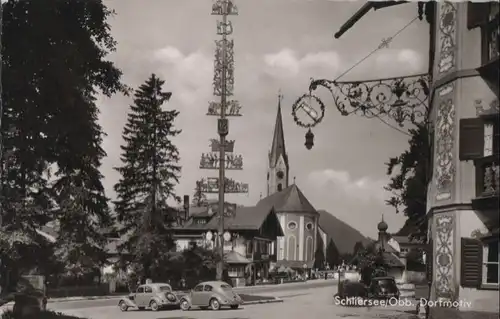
[243,298,283,305]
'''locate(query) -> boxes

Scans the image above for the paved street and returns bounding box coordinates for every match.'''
[50,286,420,319]
[47,280,337,310]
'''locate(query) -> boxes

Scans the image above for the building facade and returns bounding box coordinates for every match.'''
[260,98,322,269]
[426,2,499,313]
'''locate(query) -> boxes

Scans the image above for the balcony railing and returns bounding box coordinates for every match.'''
[475,156,499,198]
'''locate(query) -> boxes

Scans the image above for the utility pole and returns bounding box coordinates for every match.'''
[199,0,248,282]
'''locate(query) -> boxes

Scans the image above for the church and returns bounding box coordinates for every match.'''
[257,96,327,269]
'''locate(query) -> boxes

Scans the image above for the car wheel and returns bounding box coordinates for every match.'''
[150,300,159,311]
[119,301,128,312]
[230,305,239,309]
[210,298,220,311]
[180,299,190,311]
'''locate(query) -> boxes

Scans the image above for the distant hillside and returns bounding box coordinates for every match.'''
[317,210,371,254]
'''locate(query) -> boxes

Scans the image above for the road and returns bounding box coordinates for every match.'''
[50,285,420,319]
[47,279,337,311]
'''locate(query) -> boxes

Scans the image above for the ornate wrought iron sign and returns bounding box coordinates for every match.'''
[200,153,243,170]
[291,94,326,128]
[299,73,430,127]
[207,100,242,116]
[210,139,234,152]
[199,177,249,194]
[217,21,233,35]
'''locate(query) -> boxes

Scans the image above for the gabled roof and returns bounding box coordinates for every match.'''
[269,99,288,168]
[257,184,317,214]
[225,250,251,264]
[179,206,284,236]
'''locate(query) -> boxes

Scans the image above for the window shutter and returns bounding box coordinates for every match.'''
[459,118,485,160]
[461,238,483,288]
[467,2,489,29]
[493,120,499,155]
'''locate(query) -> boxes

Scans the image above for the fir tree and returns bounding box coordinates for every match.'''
[192,180,207,207]
[325,239,340,268]
[384,123,430,241]
[114,74,181,281]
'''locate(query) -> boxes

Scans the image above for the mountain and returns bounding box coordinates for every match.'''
[317,210,371,254]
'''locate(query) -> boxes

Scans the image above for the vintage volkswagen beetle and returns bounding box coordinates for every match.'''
[368,276,400,300]
[179,281,242,311]
[118,283,179,311]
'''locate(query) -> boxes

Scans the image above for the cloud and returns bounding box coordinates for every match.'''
[307,169,388,203]
[374,49,424,74]
[263,49,341,79]
[152,46,213,107]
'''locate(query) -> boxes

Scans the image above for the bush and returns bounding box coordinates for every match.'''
[1,310,88,319]
[47,284,109,298]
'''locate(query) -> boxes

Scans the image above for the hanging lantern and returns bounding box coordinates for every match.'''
[304,129,314,150]
[223,231,232,242]
[205,231,213,241]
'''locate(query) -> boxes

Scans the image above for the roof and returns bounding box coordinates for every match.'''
[225,250,251,264]
[257,184,317,214]
[269,100,288,168]
[391,235,424,245]
[382,252,405,268]
[178,205,284,236]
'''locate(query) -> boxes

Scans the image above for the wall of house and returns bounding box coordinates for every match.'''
[427,2,498,313]
[276,212,318,263]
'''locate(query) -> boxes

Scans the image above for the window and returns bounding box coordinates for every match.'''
[483,241,499,285]
[287,221,297,230]
[203,285,213,292]
[193,285,203,292]
[480,2,499,64]
[220,284,232,290]
[228,266,243,277]
[144,286,153,293]
[306,222,314,231]
[137,287,144,293]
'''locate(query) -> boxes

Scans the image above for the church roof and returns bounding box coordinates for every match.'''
[269,98,288,167]
[257,184,318,214]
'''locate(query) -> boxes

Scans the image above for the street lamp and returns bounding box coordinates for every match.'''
[304,129,314,150]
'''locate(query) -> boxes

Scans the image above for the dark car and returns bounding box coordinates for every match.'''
[335,280,368,299]
[368,277,400,300]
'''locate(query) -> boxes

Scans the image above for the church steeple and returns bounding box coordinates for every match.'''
[267,91,289,196]
[269,92,288,168]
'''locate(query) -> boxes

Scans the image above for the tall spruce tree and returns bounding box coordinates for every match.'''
[192,180,207,207]
[1,0,126,292]
[384,123,430,241]
[114,74,181,281]
[325,239,340,268]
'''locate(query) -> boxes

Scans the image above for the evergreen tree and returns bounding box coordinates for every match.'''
[114,74,181,281]
[325,239,340,268]
[384,123,430,241]
[192,180,207,207]
[1,0,126,293]
[313,248,325,270]
[353,241,364,255]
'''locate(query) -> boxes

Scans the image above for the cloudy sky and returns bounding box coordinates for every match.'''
[98,0,429,238]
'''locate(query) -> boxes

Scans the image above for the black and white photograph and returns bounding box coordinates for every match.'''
[0,1,498,319]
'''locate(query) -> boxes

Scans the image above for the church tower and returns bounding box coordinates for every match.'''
[267,93,289,196]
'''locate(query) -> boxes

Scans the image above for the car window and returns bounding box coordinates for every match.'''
[378,279,395,287]
[159,285,171,292]
[220,284,232,290]
[137,287,144,293]
[203,285,213,292]
[193,285,204,292]
[144,286,153,293]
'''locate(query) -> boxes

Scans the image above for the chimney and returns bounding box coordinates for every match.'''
[183,195,190,221]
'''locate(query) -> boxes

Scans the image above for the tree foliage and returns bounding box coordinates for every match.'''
[384,123,431,241]
[325,239,340,268]
[113,74,181,280]
[313,248,325,270]
[356,245,389,285]
[192,180,207,207]
[1,0,126,292]
[353,241,364,256]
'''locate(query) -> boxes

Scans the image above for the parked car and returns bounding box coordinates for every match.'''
[335,280,368,299]
[179,281,242,311]
[368,277,400,300]
[118,283,179,312]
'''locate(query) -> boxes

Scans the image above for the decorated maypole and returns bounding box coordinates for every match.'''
[198,0,248,281]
